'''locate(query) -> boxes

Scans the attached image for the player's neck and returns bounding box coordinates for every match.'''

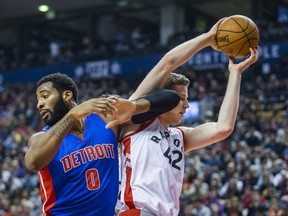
[158,117,170,130]
[70,118,85,137]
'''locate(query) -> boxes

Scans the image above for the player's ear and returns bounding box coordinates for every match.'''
[63,90,73,102]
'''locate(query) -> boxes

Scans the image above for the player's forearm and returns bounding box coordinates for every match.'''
[130,33,211,100]
[217,71,241,133]
[25,115,75,171]
[47,116,75,141]
[163,32,211,71]
[132,98,150,114]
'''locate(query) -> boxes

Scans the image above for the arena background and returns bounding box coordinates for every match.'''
[0,0,288,215]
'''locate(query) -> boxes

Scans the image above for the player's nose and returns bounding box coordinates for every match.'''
[37,100,45,110]
[183,99,189,108]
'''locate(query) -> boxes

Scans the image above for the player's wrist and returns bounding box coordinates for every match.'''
[65,110,80,122]
[228,68,242,78]
[132,99,150,115]
[200,32,212,44]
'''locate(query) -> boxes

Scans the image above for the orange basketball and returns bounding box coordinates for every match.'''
[216,15,259,58]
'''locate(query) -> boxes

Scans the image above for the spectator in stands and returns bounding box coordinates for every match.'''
[254,168,274,191]
[219,173,244,199]
[246,191,268,216]
[273,169,288,189]
[223,196,243,216]
[191,198,212,216]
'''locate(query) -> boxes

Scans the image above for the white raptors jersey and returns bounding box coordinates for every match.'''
[119,118,185,216]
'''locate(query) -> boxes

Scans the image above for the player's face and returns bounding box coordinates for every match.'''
[36,82,70,126]
[159,85,189,126]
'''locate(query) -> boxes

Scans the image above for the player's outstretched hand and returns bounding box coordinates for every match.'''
[228,47,258,74]
[68,97,117,120]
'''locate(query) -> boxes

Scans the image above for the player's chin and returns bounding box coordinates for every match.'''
[173,118,183,125]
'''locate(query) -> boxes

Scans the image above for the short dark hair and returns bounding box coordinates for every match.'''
[37,73,78,102]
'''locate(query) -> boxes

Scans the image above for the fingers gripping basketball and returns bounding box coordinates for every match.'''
[216,15,260,58]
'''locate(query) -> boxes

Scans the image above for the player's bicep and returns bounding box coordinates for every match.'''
[28,131,46,148]
[182,122,221,152]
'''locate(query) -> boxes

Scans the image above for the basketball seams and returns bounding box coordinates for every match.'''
[219,27,258,57]
[217,29,248,34]
[233,17,252,48]
[236,38,258,58]
[216,15,259,58]
[234,40,250,58]
[230,17,257,52]
[231,17,250,31]
[222,39,249,58]
[217,27,257,48]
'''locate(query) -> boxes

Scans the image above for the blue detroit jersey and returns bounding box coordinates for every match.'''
[38,114,118,216]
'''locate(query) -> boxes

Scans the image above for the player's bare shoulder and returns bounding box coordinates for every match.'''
[178,126,194,134]
[28,131,46,147]
[119,123,142,140]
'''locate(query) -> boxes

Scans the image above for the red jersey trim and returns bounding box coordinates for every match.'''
[122,137,136,209]
[176,127,186,146]
[121,118,156,142]
[38,168,56,215]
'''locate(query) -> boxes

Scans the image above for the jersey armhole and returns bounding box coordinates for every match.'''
[176,127,186,147]
[121,118,157,142]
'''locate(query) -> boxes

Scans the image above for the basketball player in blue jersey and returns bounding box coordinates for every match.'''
[25,72,180,216]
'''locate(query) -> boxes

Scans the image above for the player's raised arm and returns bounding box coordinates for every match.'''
[129,19,224,101]
[182,47,258,152]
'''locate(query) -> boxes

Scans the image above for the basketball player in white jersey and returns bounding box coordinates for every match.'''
[116,18,259,215]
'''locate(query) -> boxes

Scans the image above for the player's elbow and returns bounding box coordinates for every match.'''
[162,53,177,70]
[217,123,235,139]
[25,155,43,171]
[25,160,38,171]
[25,161,38,171]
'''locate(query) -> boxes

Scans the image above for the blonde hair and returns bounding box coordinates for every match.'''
[163,73,190,90]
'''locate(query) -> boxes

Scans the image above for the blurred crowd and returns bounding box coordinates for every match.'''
[0,12,288,216]
[178,54,288,215]
[0,18,287,71]
[0,48,287,215]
